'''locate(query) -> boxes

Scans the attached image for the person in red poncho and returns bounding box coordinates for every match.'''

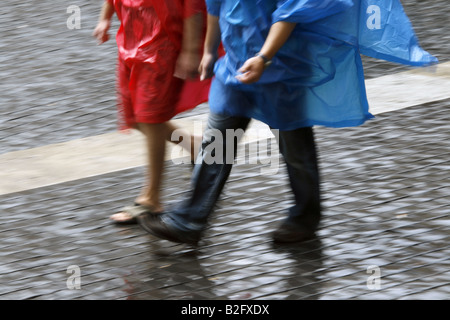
[93,0,210,224]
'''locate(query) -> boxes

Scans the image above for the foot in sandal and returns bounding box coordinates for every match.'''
[110,203,161,225]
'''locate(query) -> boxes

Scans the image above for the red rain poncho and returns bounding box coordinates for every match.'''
[107,0,210,129]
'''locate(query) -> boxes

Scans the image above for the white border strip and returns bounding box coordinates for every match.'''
[1,63,449,195]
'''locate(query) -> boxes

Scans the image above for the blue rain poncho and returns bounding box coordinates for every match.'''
[206,0,438,130]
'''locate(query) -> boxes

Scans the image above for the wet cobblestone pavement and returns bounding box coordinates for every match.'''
[1,99,448,300]
[0,0,449,300]
[1,0,449,154]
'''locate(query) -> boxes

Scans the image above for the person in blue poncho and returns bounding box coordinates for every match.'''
[138,0,437,245]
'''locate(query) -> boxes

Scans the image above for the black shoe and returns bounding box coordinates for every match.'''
[138,213,201,246]
[272,223,315,243]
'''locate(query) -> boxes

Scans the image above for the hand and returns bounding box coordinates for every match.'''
[235,56,265,84]
[174,51,200,80]
[198,52,218,81]
[93,20,111,44]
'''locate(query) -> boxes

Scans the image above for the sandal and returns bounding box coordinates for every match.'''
[110,203,158,225]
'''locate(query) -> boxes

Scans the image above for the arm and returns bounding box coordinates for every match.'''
[92,1,115,44]
[236,21,296,84]
[174,13,205,79]
[199,14,221,81]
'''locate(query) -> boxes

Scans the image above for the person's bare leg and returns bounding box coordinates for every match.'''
[111,121,200,223]
[111,122,166,223]
[135,122,167,212]
[164,121,201,162]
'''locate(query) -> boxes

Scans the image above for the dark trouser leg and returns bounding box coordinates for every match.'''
[275,126,321,233]
[168,112,251,231]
